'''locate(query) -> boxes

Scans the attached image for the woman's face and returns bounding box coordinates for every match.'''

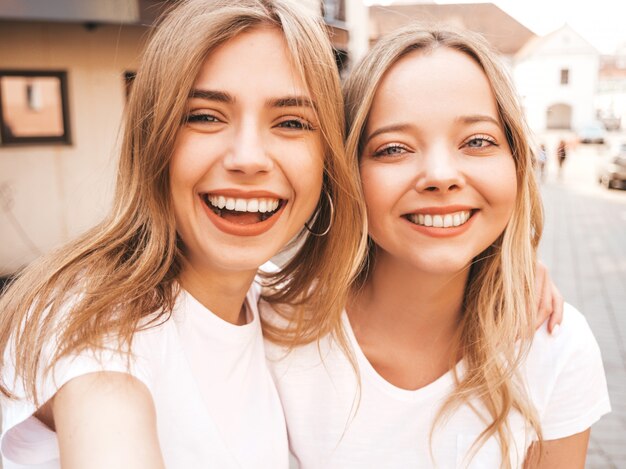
[170,27,324,275]
[360,47,518,276]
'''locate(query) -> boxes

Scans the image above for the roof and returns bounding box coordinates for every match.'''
[369,3,535,55]
[515,24,599,61]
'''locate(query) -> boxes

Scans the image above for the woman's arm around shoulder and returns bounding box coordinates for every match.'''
[524,429,590,469]
[40,371,165,469]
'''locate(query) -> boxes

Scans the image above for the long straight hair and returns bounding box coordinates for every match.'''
[343,24,544,468]
[0,0,367,404]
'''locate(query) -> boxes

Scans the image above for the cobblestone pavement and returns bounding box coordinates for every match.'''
[537,137,626,469]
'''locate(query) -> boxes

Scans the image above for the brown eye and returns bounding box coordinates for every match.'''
[277,119,314,131]
[186,113,220,123]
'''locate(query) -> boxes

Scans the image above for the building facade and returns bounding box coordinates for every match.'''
[513,24,600,132]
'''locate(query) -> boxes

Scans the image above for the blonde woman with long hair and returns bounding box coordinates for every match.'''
[266,25,609,468]
[0,1,367,467]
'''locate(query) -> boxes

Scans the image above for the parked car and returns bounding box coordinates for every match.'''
[597,143,626,189]
[577,122,606,144]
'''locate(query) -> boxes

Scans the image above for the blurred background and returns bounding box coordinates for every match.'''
[0,1,624,467]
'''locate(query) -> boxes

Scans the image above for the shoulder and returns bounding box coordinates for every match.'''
[531,303,599,360]
[527,302,603,379]
[525,303,610,439]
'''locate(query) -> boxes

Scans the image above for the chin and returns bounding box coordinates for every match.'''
[407,254,474,277]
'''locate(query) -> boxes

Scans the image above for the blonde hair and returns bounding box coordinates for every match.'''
[343,24,544,468]
[0,0,366,404]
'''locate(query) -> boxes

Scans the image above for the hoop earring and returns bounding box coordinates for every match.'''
[304,190,334,237]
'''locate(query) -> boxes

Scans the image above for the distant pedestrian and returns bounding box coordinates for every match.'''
[557,139,567,178]
[537,143,547,181]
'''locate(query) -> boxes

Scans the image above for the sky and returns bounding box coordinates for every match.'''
[364,0,626,54]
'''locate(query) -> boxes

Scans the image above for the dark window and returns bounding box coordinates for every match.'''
[560,68,569,85]
[322,0,345,22]
[124,71,136,99]
[0,70,71,145]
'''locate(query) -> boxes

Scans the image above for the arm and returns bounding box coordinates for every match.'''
[524,429,590,469]
[44,371,166,469]
[534,260,564,333]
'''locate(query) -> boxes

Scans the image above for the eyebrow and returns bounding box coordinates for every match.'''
[188,90,315,110]
[365,123,413,145]
[189,89,234,103]
[456,114,501,126]
[266,95,315,109]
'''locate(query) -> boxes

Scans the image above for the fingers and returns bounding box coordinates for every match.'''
[548,283,564,335]
[534,260,551,329]
[533,260,564,334]
[534,260,547,312]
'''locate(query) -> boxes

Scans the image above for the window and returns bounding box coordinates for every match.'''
[0,70,71,145]
[322,0,345,22]
[124,71,136,99]
[560,68,570,85]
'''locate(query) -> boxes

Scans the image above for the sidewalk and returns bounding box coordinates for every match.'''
[538,145,626,468]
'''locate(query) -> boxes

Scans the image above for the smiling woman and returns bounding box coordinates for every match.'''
[266,24,610,469]
[0,1,366,468]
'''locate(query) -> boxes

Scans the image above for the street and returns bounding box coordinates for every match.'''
[537,133,626,468]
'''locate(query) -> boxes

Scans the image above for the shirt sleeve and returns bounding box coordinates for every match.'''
[539,304,611,440]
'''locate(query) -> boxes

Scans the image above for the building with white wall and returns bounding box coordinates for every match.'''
[513,24,600,132]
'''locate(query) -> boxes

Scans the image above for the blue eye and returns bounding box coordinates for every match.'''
[464,135,497,148]
[373,144,408,158]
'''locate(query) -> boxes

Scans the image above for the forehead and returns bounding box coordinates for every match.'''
[193,26,310,98]
[369,47,499,124]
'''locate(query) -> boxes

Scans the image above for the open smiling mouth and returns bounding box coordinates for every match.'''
[404,209,475,228]
[202,194,286,225]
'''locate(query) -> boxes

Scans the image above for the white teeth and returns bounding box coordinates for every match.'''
[247,199,259,212]
[408,210,472,228]
[235,199,247,212]
[206,195,281,213]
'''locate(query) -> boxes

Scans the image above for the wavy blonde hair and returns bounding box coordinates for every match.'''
[343,24,544,468]
[0,0,366,404]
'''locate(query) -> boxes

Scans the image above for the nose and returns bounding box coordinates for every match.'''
[223,119,273,174]
[414,144,464,193]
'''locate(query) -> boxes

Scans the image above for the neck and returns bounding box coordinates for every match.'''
[178,261,257,325]
[349,253,469,356]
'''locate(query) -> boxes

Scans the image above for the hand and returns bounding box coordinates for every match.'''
[535,260,564,334]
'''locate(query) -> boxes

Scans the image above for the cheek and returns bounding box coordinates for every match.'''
[360,163,395,240]
[169,135,200,191]
[289,139,324,201]
[483,157,518,217]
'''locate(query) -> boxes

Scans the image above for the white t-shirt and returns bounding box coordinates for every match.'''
[265,303,610,468]
[1,284,288,469]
